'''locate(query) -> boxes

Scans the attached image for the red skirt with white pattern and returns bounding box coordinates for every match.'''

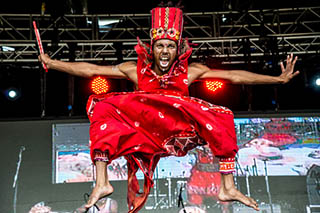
[86,90,238,212]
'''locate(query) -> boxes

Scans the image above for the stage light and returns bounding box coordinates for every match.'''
[205,80,224,92]
[221,14,227,22]
[315,78,320,86]
[91,76,109,94]
[5,87,21,101]
[98,18,120,26]
[8,90,17,98]
[2,46,15,52]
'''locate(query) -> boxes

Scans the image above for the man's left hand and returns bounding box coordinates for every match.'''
[279,53,300,84]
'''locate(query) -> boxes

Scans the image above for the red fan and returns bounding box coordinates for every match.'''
[33,21,48,72]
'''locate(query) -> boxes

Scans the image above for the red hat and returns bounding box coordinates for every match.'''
[150,7,184,47]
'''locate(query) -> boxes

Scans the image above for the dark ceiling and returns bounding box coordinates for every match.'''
[1,0,320,14]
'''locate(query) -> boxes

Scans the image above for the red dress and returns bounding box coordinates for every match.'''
[187,147,222,205]
[86,42,238,212]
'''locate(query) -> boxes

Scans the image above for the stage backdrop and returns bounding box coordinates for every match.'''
[0,114,318,213]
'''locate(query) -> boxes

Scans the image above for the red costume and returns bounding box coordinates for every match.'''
[187,147,222,205]
[86,7,238,212]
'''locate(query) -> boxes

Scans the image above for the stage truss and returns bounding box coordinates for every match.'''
[1,7,320,64]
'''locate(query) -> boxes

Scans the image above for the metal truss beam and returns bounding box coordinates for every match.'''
[1,7,320,64]
[1,35,319,63]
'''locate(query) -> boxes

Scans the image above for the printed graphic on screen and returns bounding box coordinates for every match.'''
[235,117,320,176]
[55,150,128,183]
[52,116,320,184]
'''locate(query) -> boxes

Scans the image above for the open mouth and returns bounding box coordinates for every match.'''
[159,56,170,68]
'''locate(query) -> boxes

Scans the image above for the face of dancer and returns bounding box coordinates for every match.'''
[153,39,178,73]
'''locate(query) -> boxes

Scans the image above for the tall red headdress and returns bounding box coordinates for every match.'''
[150,7,184,47]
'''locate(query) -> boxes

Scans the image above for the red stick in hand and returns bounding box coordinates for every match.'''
[33,21,48,72]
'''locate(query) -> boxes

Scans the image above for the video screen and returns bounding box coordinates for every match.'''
[52,116,320,183]
[234,117,320,176]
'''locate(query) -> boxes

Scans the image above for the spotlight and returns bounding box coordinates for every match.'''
[2,46,15,52]
[8,90,17,98]
[221,14,227,22]
[205,80,224,93]
[5,87,21,101]
[316,78,320,86]
[91,76,109,94]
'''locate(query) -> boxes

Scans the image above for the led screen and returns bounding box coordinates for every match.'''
[52,116,320,183]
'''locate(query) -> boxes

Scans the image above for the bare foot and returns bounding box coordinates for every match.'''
[84,184,114,209]
[218,186,259,211]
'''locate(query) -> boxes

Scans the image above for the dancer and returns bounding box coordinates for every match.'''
[38,6,299,213]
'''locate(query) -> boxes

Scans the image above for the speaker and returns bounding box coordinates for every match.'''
[307,165,320,205]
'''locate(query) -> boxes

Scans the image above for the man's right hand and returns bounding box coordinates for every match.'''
[38,53,52,69]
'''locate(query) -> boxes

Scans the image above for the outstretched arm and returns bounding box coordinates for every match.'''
[38,53,137,82]
[188,54,299,85]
